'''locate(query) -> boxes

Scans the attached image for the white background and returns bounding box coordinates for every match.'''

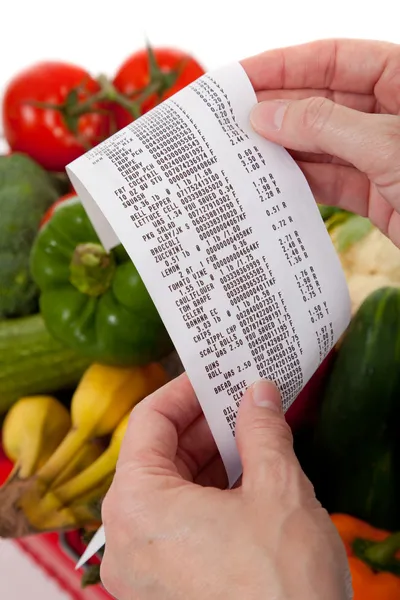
[1,0,400,98]
[0,0,399,597]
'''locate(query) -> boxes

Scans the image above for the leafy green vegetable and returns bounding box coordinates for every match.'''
[0,153,59,318]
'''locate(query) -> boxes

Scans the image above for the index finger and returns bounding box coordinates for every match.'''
[118,373,201,469]
[241,38,394,95]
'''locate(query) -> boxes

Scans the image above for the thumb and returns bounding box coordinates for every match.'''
[235,380,296,491]
[250,97,400,180]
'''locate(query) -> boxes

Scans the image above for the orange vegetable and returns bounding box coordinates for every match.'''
[331,514,400,600]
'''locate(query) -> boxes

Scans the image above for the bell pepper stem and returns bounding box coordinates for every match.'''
[70,243,116,297]
[364,532,400,565]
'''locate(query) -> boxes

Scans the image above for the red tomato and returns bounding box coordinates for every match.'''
[39,192,77,228]
[112,48,205,129]
[2,62,112,171]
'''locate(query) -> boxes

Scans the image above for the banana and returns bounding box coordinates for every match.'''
[52,439,104,488]
[24,414,130,529]
[37,362,167,487]
[27,474,114,532]
[17,484,79,532]
[69,477,113,527]
[2,396,71,480]
[52,412,130,504]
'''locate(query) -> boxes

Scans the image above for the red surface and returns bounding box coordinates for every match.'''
[0,438,13,484]
[15,534,110,600]
[285,350,334,431]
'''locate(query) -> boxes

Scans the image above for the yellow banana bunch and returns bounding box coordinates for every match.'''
[37,362,167,488]
[0,361,168,538]
[53,412,130,505]
[27,413,131,530]
[52,440,104,488]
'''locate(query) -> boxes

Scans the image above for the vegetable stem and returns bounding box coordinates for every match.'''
[364,532,400,565]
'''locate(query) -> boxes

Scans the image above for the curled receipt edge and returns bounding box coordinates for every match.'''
[67,62,351,568]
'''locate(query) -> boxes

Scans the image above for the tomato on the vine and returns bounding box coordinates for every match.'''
[2,62,112,172]
[112,48,205,130]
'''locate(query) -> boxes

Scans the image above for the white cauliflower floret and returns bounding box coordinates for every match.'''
[332,228,400,313]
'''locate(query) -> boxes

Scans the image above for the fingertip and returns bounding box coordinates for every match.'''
[252,379,282,411]
[242,379,282,412]
[250,100,290,133]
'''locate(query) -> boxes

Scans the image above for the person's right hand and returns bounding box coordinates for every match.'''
[241,39,400,247]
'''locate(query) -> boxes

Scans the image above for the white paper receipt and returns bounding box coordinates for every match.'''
[67,62,351,487]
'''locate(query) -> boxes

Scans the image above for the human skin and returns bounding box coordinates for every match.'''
[101,38,400,600]
[245,38,400,247]
[101,377,352,599]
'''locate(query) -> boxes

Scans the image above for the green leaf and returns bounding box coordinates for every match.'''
[335,215,373,253]
[146,42,161,79]
[324,210,352,233]
[81,564,101,588]
[80,528,96,546]
[65,88,79,110]
[63,87,83,134]
[63,111,80,135]
[318,205,345,221]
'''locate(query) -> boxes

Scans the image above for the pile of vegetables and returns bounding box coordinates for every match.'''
[2,42,400,598]
[0,44,201,404]
[0,44,202,588]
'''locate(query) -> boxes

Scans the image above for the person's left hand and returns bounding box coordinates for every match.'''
[100,374,352,600]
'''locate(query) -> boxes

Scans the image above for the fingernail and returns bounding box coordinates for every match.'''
[250,100,290,132]
[251,380,282,412]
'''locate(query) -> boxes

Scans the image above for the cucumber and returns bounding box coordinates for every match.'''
[0,314,90,414]
[312,287,400,529]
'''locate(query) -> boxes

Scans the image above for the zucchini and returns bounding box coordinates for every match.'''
[312,287,400,530]
[0,314,90,414]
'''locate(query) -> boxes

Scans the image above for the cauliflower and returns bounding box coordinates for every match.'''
[331,223,400,314]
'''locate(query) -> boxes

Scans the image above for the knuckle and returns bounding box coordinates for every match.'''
[128,400,146,426]
[367,115,400,184]
[375,46,400,113]
[301,96,335,134]
[385,119,400,162]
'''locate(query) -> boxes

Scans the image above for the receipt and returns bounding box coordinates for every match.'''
[67,62,351,488]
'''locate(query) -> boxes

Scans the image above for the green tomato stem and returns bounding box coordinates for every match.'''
[23,44,185,137]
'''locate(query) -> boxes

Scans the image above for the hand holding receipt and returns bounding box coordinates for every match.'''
[67,61,350,486]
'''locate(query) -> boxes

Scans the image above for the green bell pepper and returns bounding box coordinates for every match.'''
[30,196,173,366]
